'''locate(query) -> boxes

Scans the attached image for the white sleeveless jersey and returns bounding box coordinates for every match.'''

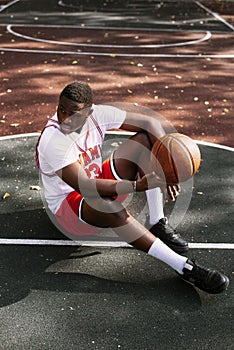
[36,104,126,213]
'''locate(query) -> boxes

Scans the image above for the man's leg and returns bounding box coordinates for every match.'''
[81,197,229,294]
[112,131,188,253]
[81,197,187,274]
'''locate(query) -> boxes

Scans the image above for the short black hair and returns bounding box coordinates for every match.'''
[60,81,93,105]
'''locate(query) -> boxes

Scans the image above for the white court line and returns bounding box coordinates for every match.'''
[0,132,234,152]
[0,238,233,249]
[196,140,234,152]
[0,0,19,12]
[0,132,40,140]
[7,25,212,49]
[196,1,234,31]
[0,23,215,32]
[0,46,233,58]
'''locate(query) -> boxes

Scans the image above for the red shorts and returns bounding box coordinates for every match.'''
[55,157,129,237]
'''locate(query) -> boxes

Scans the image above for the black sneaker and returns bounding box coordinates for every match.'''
[148,217,188,254]
[180,259,229,294]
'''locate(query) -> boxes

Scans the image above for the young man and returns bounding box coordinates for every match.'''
[36,81,229,294]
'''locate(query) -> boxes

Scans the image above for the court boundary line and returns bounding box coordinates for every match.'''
[0,238,233,249]
[0,0,19,12]
[196,1,234,31]
[0,132,233,152]
[7,25,212,49]
[0,45,233,58]
[0,23,221,33]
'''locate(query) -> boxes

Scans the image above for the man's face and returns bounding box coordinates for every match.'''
[57,95,93,134]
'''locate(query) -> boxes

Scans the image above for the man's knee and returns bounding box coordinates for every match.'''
[131,131,152,149]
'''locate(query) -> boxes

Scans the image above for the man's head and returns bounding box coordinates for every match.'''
[57,81,93,134]
[59,81,93,106]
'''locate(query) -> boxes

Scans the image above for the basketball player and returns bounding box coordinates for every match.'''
[36,81,229,294]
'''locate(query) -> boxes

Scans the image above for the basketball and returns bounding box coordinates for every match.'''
[151,133,201,184]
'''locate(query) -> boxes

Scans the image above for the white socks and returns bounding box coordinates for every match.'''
[148,238,188,274]
[146,187,164,225]
[146,188,187,274]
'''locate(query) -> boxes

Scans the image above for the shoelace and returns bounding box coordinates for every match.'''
[159,220,178,235]
[186,261,211,284]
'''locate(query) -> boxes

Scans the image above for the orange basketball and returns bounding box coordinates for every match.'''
[151,133,201,184]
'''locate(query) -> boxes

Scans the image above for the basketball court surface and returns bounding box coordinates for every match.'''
[0,1,233,349]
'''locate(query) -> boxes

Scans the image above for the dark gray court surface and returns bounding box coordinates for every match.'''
[0,133,233,350]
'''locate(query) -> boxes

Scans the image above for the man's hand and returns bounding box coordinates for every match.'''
[136,172,162,191]
[136,172,180,202]
[165,184,181,202]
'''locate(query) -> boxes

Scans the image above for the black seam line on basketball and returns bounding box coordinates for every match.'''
[185,143,196,175]
[169,136,179,184]
[156,139,165,180]
[177,135,196,177]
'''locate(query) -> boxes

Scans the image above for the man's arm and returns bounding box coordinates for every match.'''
[56,161,165,198]
[120,111,166,145]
